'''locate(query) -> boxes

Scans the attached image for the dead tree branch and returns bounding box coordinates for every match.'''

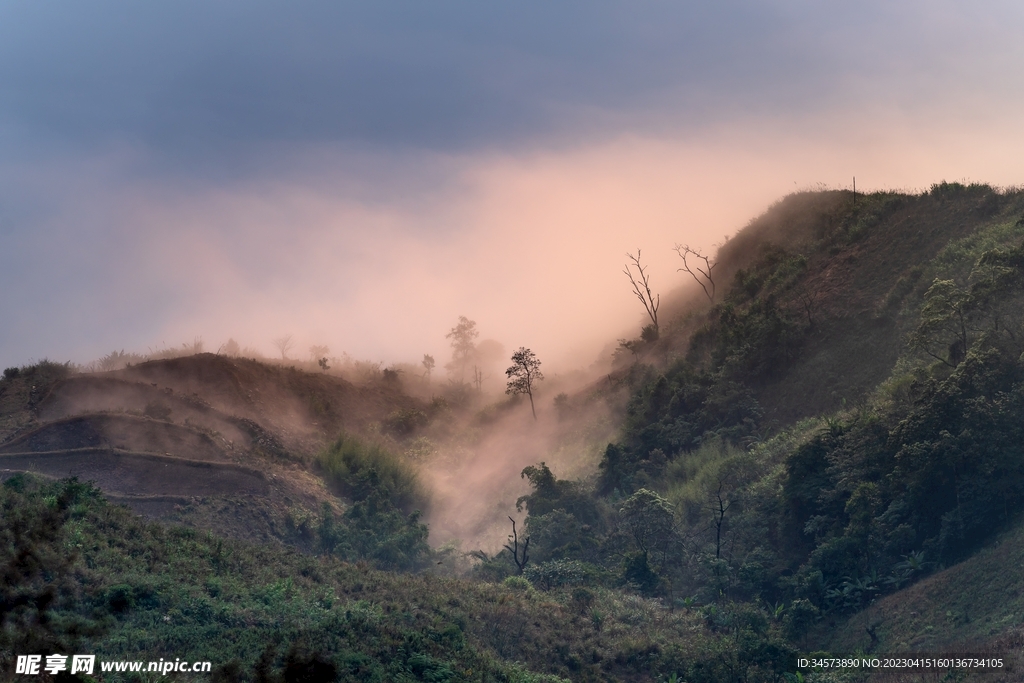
[503,516,530,574]
[712,482,732,559]
[623,250,660,336]
[675,244,717,303]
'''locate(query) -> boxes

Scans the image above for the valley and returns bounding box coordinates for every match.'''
[4,184,1024,681]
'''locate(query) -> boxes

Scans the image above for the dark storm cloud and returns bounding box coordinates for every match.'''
[0,0,867,163]
[4,0,1020,176]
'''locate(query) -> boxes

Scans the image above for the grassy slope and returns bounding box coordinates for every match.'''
[1,477,790,683]
[825,518,1024,654]
[660,187,1024,425]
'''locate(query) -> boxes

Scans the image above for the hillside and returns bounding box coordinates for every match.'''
[590,182,1024,675]
[4,182,1024,681]
[825,517,1024,654]
[644,184,1024,426]
[0,354,426,546]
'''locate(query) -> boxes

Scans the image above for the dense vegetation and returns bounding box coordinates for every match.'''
[5,184,1024,681]
[315,433,432,572]
[1,476,800,682]
[503,185,1024,643]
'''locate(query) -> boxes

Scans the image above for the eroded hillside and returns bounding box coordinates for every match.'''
[0,354,427,545]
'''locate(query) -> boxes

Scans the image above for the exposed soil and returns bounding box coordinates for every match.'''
[37,376,254,449]
[0,449,268,496]
[0,414,232,462]
[0,354,422,545]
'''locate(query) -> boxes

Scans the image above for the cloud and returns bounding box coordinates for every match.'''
[2,1,1024,368]
[5,105,1024,370]
[3,1,1021,169]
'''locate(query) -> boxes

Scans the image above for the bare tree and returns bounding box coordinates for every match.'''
[798,291,819,330]
[503,517,530,575]
[710,481,732,559]
[675,244,717,303]
[623,250,660,338]
[506,347,543,420]
[272,334,294,360]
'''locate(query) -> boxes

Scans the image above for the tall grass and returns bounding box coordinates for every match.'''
[663,439,755,522]
[317,433,426,514]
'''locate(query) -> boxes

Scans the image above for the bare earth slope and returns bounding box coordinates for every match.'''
[0,354,425,545]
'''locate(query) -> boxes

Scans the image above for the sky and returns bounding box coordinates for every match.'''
[2,1,1024,371]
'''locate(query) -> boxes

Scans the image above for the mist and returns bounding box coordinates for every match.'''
[2,1,1023,545]
[3,1,1024,371]
[5,116,1024,375]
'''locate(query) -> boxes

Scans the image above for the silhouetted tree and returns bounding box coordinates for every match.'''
[308,344,330,362]
[504,517,530,575]
[219,338,241,357]
[421,354,435,383]
[273,335,295,360]
[675,243,717,302]
[623,250,660,338]
[710,481,733,559]
[506,347,543,420]
[444,316,478,383]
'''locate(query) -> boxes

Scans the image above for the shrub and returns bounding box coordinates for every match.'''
[317,433,426,514]
[782,599,819,640]
[620,552,660,595]
[502,575,533,592]
[106,584,136,613]
[524,560,589,590]
[383,408,428,437]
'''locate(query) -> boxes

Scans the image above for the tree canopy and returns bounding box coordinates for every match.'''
[506,347,543,420]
